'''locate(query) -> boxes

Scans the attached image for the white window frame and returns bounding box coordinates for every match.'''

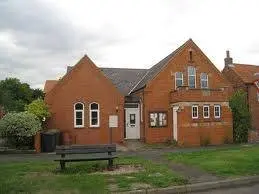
[192,105,199,119]
[214,105,221,119]
[188,66,196,88]
[74,102,84,128]
[175,72,184,88]
[203,105,210,118]
[200,73,209,89]
[89,102,100,127]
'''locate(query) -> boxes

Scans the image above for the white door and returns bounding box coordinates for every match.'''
[173,106,179,141]
[125,108,140,139]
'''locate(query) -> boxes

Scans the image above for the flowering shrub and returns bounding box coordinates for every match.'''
[0,112,42,148]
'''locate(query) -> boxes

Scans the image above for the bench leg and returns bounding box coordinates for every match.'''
[60,161,65,170]
[108,159,113,170]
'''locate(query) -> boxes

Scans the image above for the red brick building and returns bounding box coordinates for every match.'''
[222,51,259,131]
[44,39,233,146]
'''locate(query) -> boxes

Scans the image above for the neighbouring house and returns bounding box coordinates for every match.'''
[222,51,259,132]
[44,39,233,146]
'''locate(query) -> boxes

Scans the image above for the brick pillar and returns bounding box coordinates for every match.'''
[34,132,41,153]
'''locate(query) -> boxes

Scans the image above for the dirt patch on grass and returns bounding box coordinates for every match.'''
[131,183,152,190]
[92,164,144,175]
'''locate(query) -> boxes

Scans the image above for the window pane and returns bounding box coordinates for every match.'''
[76,118,82,125]
[75,103,83,110]
[176,79,183,87]
[150,113,157,127]
[201,80,208,88]
[201,73,207,80]
[130,114,136,124]
[159,113,167,126]
[188,66,196,75]
[76,111,82,118]
[189,76,196,88]
[90,103,98,110]
[91,111,97,118]
[192,106,198,118]
[175,72,182,79]
[91,118,98,125]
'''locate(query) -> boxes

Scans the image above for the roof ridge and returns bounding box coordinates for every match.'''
[100,67,148,70]
[234,63,259,67]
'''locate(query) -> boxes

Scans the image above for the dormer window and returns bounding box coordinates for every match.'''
[175,72,183,88]
[188,66,196,88]
[200,73,209,88]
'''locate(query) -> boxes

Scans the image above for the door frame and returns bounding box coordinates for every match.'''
[124,103,140,139]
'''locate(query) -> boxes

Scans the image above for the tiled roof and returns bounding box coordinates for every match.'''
[44,80,58,93]
[100,68,148,95]
[231,63,259,83]
[132,39,192,92]
[66,66,148,95]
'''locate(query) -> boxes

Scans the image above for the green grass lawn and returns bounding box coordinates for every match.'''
[0,157,187,194]
[167,144,259,177]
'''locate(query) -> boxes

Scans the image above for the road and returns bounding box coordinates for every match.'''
[196,183,259,194]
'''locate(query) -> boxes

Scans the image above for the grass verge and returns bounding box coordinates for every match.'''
[0,156,187,194]
[167,144,259,177]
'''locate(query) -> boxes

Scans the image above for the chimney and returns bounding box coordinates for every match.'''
[224,50,233,67]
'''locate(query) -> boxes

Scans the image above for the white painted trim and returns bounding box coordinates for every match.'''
[89,102,100,127]
[192,105,199,119]
[214,105,221,118]
[175,72,184,89]
[173,106,179,141]
[74,102,85,128]
[188,66,196,88]
[203,105,210,118]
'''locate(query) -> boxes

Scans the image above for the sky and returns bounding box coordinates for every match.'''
[1,0,259,88]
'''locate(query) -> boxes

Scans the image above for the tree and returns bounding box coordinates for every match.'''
[229,90,252,143]
[0,112,42,148]
[25,99,50,125]
[0,78,44,113]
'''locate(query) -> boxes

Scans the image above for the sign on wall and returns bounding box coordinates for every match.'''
[109,115,118,128]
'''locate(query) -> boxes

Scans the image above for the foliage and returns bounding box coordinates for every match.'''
[200,136,211,146]
[0,78,44,113]
[229,90,252,143]
[25,99,50,123]
[0,112,42,148]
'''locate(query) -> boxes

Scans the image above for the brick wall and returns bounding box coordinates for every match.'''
[45,56,124,145]
[248,85,259,130]
[134,41,233,145]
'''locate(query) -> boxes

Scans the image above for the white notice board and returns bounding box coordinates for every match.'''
[109,115,118,128]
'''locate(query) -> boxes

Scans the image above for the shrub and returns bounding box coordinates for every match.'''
[25,99,50,123]
[229,90,252,143]
[200,136,210,146]
[0,112,42,148]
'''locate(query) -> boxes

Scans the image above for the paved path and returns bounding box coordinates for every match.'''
[195,183,259,194]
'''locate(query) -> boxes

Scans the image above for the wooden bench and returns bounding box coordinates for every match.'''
[54,144,117,170]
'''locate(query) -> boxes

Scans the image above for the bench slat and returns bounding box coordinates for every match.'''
[54,156,117,162]
[55,144,116,155]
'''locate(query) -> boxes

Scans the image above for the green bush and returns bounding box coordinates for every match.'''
[200,136,211,146]
[229,90,252,143]
[25,99,50,124]
[0,112,42,148]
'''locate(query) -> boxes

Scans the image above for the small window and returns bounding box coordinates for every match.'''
[175,72,184,88]
[149,112,167,127]
[188,66,196,88]
[74,102,84,128]
[189,50,193,61]
[192,105,198,119]
[203,105,210,118]
[214,105,221,118]
[130,114,136,125]
[89,102,100,127]
[200,73,208,88]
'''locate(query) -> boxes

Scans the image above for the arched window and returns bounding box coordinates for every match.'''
[89,102,100,127]
[74,102,84,128]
